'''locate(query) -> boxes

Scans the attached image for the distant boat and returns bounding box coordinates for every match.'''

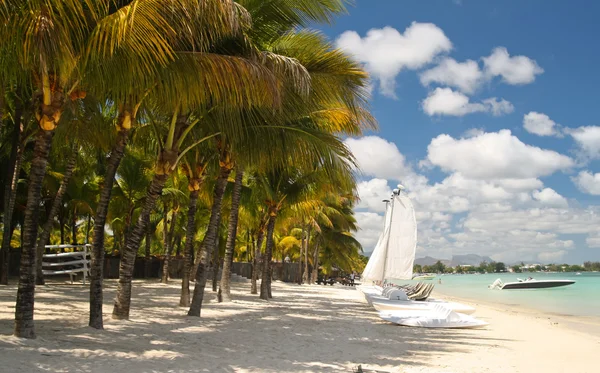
[489,278,575,290]
[576,272,582,275]
[413,274,436,280]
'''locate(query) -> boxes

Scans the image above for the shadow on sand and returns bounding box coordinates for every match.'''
[0,279,510,372]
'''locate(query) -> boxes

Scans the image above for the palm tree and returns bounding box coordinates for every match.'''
[88,0,263,328]
[0,89,32,285]
[179,153,209,306]
[218,167,244,302]
[2,0,108,338]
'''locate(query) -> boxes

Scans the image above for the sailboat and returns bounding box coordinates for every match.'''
[357,185,486,328]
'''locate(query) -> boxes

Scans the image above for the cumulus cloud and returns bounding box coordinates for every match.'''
[523,112,562,137]
[335,23,452,97]
[420,48,543,94]
[347,134,591,263]
[354,212,385,254]
[572,171,600,195]
[422,88,513,117]
[420,58,483,94]
[344,136,427,189]
[482,47,544,85]
[538,250,568,263]
[532,188,569,208]
[425,130,575,179]
[567,126,600,160]
[356,179,392,212]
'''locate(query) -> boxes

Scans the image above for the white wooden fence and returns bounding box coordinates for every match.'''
[42,244,90,284]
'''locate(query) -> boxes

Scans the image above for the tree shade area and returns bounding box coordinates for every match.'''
[0,0,375,338]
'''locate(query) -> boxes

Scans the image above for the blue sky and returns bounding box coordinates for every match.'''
[316,1,600,264]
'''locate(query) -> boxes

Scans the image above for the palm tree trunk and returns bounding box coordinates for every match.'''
[59,211,65,246]
[311,242,320,284]
[180,189,198,306]
[211,234,221,292]
[298,226,304,284]
[14,130,54,339]
[144,220,152,279]
[161,210,177,283]
[250,221,266,294]
[71,207,78,245]
[1,109,23,285]
[219,169,244,302]
[188,166,231,317]
[113,172,169,320]
[89,128,130,329]
[260,210,277,300]
[303,228,310,284]
[35,150,77,285]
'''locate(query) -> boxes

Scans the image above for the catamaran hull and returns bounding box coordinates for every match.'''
[371,299,476,315]
[379,310,488,329]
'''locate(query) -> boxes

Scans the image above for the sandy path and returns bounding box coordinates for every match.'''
[0,279,598,372]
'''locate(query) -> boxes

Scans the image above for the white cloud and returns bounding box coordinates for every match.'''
[344,136,412,180]
[538,250,568,263]
[482,97,515,116]
[355,212,385,253]
[356,179,392,212]
[426,129,575,179]
[567,126,600,160]
[420,58,483,94]
[483,47,544,85]
[495,178,544,192]
[572,171,600,195]
[532,188,568,208]
[523,112,562,137]
[420,48,543,94]
[336,23,452,97]
[344,136,428,190]
[348,134,594,264]
[586,233,600,248]
[422,88,513,117]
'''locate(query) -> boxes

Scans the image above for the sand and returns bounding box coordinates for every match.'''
[0,279,599,373]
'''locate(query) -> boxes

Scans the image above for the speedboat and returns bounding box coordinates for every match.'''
[489,278,575,290]
[412,274,436,280]
[379,304,488,329]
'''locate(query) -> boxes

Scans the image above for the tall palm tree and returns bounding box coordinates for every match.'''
[1,0,107,338]
[179,152,210,306]
[218,167,244,302]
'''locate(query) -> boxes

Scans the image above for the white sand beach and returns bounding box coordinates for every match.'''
[1,280,599,373]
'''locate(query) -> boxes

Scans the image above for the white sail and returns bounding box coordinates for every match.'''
[383,193,417,280]
[361,201,393,283]
[361,188,417,282]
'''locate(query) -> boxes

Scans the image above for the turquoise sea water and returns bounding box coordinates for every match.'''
[394,272,600,317]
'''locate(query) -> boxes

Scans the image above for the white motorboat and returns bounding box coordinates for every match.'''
[379,304,488,329]
[489,278,575,290]
[412,274,436,280]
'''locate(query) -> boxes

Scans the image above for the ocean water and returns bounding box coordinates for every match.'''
[393,272,600,317]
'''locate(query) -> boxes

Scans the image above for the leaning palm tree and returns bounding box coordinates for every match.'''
[1,0,108,338]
